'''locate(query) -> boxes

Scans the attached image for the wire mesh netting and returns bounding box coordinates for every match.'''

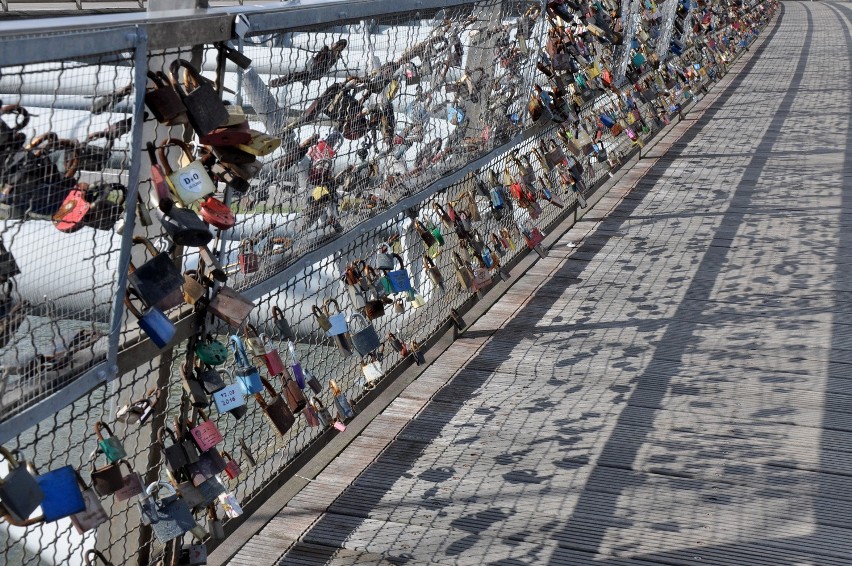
[0,0,779,563]
[0,49,136,425]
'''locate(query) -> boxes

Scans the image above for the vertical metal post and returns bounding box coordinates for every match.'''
[107,25,148,375]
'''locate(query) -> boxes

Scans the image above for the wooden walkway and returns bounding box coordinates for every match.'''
[225,2,852,564]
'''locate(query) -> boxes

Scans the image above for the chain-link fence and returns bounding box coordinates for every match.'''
[0,0,777,564]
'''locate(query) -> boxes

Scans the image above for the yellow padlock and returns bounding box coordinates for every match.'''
[236,130,282,157]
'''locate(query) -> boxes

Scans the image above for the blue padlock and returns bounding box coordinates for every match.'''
[124,289,175,348]
[385,254,412,294]
[35,465,86,522]
[229,336,262,395]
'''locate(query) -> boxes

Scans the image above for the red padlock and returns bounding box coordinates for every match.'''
[53,184,90,233]
[222,450,241,480]
[238,240,258,273]
[260,333,286,377]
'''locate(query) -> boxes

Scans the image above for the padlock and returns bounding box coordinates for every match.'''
[255,377,296,436]
[195,361,226,396]
[70,477,109,534]
[116,387,158,425]
[199,119,252,147]
[128,236,185,311]
[230,335,262,395]
[450,308,466,330]
[303,403,321,427]
[222,451,241,480]
[238,240,259,274]
[387,331,403,353]
[303,366,323,394]
[411,339,425,366]
[385,254,412,294]
[124,289,175,349]
[393,296,405,314]
[361,353,383,387]
[235,130,282,157]
[329,379,355,420]
[173,418,201,466]
[282,375,307,413]
[196,335,229,366]
[113,460,144,501]
[422,254,444,291]
[374,244,394,271]
[154,206,213,248]
[157,426,194,475]
[500,228,516,251]
[259,333,286,377]
[410,292,426,309]
[287,340,306,389]
[157,138,216,205]
[414,219,437,247]
[178,539,208,565]
[144,71,188,126]
[208,505,226,540]
[208,286,254,328]
[182,270,207,305]
[310,397,334,428]
[322,298,348,337]
[138,481,196,543]
[312,303,331,332]
[349,313,381,357]
[94,421,126,464]
[185,447,228,488]
[212,369,247,417]
[490,233,504,259]
[34,465,86,522]
[243,324,266,357]
[0,446,44,523]
[271,306,294,340]
[170,59,228,136]
[452,252,474,291]
[189,409,223,453]
[198,196,236,230]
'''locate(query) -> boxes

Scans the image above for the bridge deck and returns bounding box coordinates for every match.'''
[222,2,852,564]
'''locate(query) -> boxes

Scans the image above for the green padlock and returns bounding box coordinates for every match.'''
[195,335,229,366]
[95,422,126,464]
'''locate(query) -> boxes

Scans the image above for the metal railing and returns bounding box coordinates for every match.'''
[0,0,777,563]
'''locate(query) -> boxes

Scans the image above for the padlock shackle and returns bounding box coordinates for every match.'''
[390,254,405,271]
[157,137,195,177]
[156,425,178,447]
[431,202,451,223]
[146,70,169,89]
[347,312,369,331]
[322,297,343,315]
[229,335,251,369]
[94,420,116,441]
[422,253,436,269]
[0,445,20,468]
[145,480,177,499]
[84,549,114,566]
[169,59,206,100]
[245,323,261,339]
